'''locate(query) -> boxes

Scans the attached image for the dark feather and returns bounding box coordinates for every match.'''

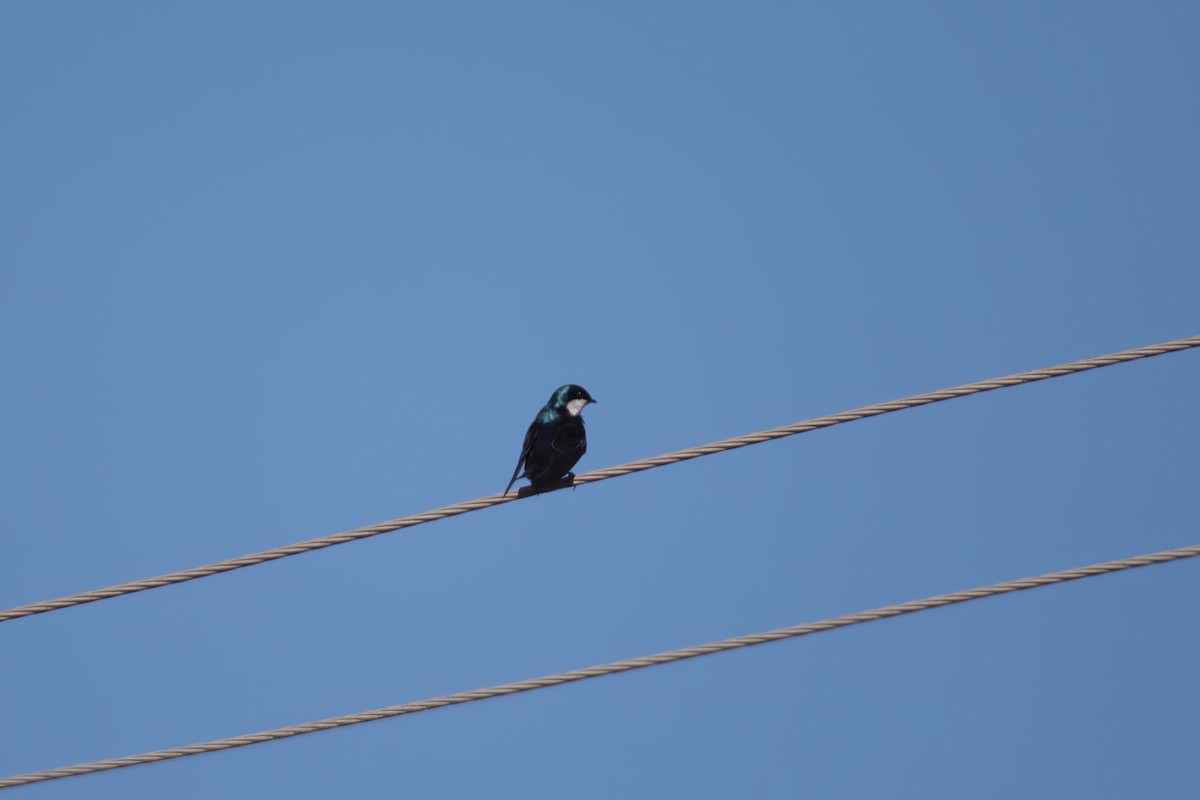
[504,422,537,495]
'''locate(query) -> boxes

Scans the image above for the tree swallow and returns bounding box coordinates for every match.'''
[505,384,598,495]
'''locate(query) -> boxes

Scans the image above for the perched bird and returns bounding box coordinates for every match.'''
[505,384,598,495]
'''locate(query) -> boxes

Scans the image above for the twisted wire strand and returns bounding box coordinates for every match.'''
[2,543,1196,790]
[2,335,1196,624]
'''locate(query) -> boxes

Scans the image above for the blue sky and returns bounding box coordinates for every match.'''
[1,2,1197,797]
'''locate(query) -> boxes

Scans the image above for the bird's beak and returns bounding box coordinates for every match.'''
[589,398,598,404]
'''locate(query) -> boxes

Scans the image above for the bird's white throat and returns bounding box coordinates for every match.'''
[565,398,589,417]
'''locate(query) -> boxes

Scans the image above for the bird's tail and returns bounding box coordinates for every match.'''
[504,466,524,496]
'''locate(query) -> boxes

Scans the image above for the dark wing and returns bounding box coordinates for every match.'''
[504,420,538,495]
[550,417,586,458]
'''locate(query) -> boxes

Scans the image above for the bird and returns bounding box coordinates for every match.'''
[505,384,597,495]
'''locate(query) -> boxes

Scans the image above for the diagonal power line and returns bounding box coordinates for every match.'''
[1,334,1197,624]
[1,542,1196,790]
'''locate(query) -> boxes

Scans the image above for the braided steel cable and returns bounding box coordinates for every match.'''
[2,543,1196,790]
[1,334,1196,624]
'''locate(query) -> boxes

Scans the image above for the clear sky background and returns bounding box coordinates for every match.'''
[1,2,1197,797]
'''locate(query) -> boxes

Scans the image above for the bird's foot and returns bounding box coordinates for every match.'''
[516,475,578,497]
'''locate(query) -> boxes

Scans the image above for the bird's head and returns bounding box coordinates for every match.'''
[550,384,597,417]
